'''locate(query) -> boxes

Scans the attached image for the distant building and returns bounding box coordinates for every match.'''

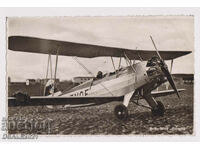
[72,76,94,84]
[183,76,194,84]
[172,74,194,84]
[39,78,60,85]
[8,78,61,96]
[26,79,36,85]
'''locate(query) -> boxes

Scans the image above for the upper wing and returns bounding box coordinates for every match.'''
[151,89,185,98]
[8,96,124,107]
[8,36,191,60]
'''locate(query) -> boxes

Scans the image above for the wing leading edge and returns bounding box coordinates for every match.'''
[8,36,191,60]
[8,96,124,107]
[8,89,185,107]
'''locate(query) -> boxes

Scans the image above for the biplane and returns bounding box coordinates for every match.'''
[8,35,191,120]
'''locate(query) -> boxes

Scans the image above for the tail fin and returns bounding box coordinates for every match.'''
[44,79,60,96]
[43,79,63,109]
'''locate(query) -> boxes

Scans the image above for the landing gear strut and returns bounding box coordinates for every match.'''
[114,104,128,120]
[151,101,165,116]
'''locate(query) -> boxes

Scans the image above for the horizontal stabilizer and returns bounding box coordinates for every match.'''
[151,89,185,98]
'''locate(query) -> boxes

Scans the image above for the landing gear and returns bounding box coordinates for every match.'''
[114,104,128,120]
[151,101,165,116]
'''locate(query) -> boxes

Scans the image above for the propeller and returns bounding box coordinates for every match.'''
[150,36,180,99]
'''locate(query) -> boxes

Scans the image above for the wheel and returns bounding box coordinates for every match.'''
[151,101,165,116]
[114,104,128,120]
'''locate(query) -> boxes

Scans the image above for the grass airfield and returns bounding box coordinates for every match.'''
[8,84,193,135]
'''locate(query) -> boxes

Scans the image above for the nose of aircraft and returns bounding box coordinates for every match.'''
[150,36,180,99]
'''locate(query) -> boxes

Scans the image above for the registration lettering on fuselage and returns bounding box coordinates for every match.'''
[70,89,89,97]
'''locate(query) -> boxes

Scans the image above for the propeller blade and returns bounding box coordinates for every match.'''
[149,36,181,99]
[170,59,174,73]
[161,64,180,99]
[150,35,162,60]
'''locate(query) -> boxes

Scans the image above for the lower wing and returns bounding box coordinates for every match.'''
[8,89,185,107]
[8,96,124,107]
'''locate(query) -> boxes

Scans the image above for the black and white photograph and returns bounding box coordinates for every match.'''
[6,15,194,136]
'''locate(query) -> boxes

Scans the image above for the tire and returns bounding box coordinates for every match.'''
[151,101,165,116]
[114,104,128,120]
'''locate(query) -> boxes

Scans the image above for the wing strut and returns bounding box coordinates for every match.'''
[136,47,143,61]
[123,51,136,72]
[53,48,59,96]
[43,48,60,96]
[110,56,116,72]
[118,56,122,70]
[44,54,53,96]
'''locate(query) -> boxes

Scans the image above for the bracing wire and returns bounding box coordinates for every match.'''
[72,57,114,96]
[72,57,93,77]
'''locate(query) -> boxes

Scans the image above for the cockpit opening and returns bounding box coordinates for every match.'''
[95,67,125,81]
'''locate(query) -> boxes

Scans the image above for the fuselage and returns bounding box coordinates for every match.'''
[60,61,151,97]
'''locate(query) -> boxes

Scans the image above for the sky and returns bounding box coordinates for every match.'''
[7,16,194,82]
